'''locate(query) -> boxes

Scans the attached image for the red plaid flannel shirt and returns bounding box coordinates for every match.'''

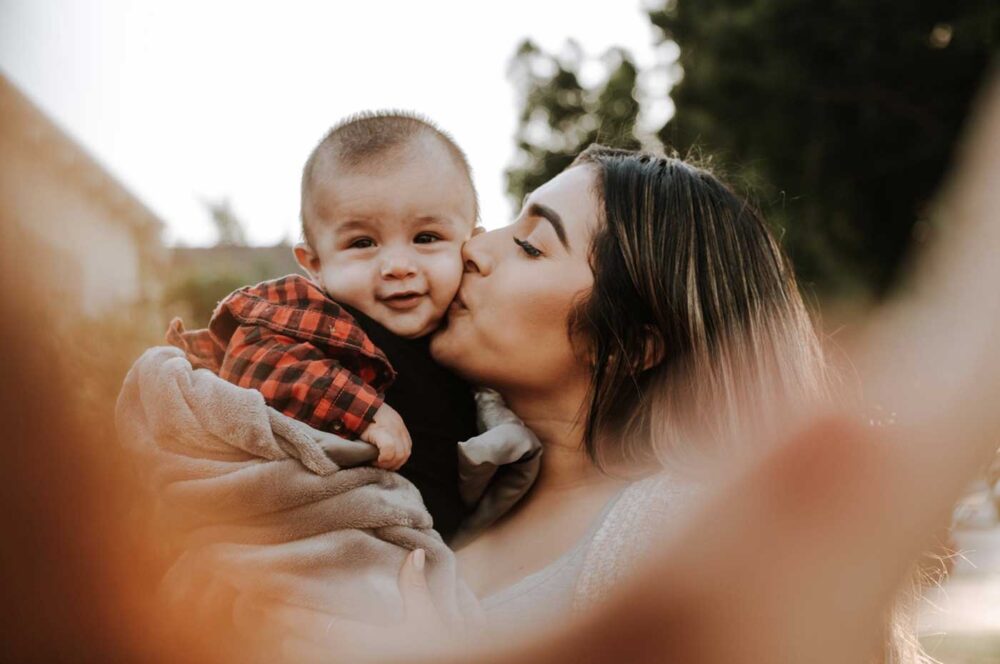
[166,275,396,437]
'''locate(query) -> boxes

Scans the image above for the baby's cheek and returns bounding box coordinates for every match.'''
[319,263,373,307]
[425,250,465,303]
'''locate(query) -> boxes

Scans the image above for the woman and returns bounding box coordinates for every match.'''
[431,144,828,621]
[264,143,843,661]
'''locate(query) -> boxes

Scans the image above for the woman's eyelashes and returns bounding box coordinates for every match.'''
[513,236,543,258]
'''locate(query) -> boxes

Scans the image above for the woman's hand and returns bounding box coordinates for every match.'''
[244,549,460,663]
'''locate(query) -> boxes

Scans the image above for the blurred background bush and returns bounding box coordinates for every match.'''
[506,0,998,301]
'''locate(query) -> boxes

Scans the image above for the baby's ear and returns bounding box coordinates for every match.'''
[293,242,322,280]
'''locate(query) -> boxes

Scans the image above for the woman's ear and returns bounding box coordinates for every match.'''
[293,242,322,282]
[640,325,666,372]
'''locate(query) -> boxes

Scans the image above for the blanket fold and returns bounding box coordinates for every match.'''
[115,346,540,632]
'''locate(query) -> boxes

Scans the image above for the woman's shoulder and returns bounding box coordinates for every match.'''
[598,472,699,543]
[572,472,699,611]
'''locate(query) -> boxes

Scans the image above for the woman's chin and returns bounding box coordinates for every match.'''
[430,311,491,384]
[429,316,463,365]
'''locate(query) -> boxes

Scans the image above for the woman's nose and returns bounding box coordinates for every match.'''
[461,229,495,276]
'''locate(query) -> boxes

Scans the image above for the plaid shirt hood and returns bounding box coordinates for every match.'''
[168,275,396,436]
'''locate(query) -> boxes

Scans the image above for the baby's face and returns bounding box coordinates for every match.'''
[298,141,476,339]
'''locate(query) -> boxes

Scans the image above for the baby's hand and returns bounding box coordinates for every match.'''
[360,403,412,471]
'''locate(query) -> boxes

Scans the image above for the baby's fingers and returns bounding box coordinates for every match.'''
[376,443,399,469]
[388,439,413,471]
[390,434,411,467]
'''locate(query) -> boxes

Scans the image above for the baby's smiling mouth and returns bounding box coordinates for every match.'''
[380,291,426,310]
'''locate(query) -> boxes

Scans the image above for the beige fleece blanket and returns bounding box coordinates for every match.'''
[115,346,540,632]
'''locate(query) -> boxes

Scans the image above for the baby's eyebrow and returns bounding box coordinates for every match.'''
[411,214,459,228]
[334,219,373,233]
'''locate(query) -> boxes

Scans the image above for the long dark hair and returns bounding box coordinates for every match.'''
[569,144,828,469]
[569,145,933,662]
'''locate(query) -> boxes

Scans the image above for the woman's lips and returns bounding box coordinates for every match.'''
[380,292,426,310]
[449,292,469,315]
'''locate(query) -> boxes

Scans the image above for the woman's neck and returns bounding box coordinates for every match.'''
[502,387,615,494]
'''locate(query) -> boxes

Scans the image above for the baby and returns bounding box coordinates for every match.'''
[168,112,480,540]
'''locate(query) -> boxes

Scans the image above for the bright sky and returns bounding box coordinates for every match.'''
[0,0,674,246]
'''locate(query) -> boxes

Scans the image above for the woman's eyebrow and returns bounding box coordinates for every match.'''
[527,203,569,249]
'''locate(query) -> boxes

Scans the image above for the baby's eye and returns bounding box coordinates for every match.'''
[349,238,376,249]
[414,232,441,244]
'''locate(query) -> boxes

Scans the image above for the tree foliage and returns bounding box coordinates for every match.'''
[202,196,248,246]
[507,2,998,297]
[505,40,641,210]
[654,0,997,296]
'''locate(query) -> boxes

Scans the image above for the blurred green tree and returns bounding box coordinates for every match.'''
[202,197,248,246]
[505,39,641,210]
[653,0,997,297]
[508,2,998,298]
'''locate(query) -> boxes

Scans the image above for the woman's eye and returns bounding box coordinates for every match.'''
[349,238,375,249]
[513,236,543,258]
[414,233,441,244]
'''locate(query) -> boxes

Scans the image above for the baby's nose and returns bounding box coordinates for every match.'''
[380,253,418,279]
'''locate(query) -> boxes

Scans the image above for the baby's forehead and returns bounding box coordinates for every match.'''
[311,176,474,218]
[309,157,476,221]
[315,136,468,183]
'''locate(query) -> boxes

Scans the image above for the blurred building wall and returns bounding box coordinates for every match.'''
[0,73,166,319]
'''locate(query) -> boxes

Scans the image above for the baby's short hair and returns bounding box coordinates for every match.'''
[300,111,478,246]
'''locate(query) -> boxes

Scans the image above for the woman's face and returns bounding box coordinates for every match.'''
[430,165,600,394]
